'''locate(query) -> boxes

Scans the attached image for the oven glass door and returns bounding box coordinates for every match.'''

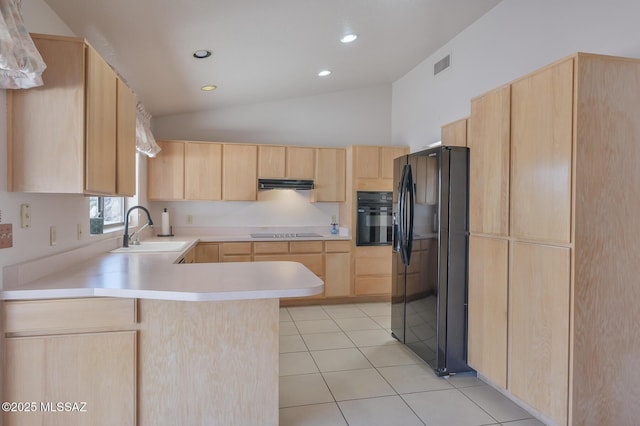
[357,207,392,246]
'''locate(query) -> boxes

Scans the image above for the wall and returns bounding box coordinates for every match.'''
[152,84,392,147]
[392,0,640,152]
[0,0,105,290]
[149,67,393,230]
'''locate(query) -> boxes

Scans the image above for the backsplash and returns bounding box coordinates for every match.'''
[149,189,340,230]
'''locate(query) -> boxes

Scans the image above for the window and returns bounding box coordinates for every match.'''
[89,196,125,234]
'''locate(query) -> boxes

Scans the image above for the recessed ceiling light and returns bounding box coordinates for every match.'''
[201,85,217,91]
[318,70,332,77]
[193,49,212,59]
[340,34,358,43]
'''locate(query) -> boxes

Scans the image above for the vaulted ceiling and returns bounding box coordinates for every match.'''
[44,0,502,116]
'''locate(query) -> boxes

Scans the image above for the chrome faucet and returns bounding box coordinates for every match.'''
[123,206,154,248]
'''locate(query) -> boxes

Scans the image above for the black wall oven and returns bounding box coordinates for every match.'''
[356,191,393,246]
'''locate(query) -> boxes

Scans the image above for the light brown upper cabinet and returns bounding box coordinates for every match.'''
[441,118,468,147]
[352,145,409,191]
[510,59,573,243]
[286,147,315,179]
[223,144,258,200]
[258,145,315,179]
[185,142,222,200]
[7,34,136,195]
[381,146,408,179]
[468,85,511,236]
[116,80,138,196]
[258,145,286,178]
[148,140,185,201]
[353,146,380,179]
[313,148,346,202]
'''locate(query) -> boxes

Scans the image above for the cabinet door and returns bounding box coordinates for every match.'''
[185,142,222,200]
[510,59,573,243]
[354,146,380,179]
[8,35,85,193]
[441,118,468,147]
[220,242,253,262]
[258,145,286,178]
[116,79,137,196]
[148,140,184,200]
[314,148,346,202]
[509,242,570,426]
[354,246,392,295]
[286,147,315,179]
[85,44,117,195]
[4,331,136,426]
[381,146,408,179]
[467,236,508,388]
[223,144,257,200]
[468,85,510,235]
[325,252,351,297]
[195,243,220,263]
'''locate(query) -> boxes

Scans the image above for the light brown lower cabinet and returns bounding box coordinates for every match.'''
[323,240,352,297]
[2,298,137,426]
[4,332,136,426]
[509,241,570,426]
[354,246,392,295]
[220,242,253,262]
[188,240,358,303]
[467,235,508,388]
[194,242,219,263]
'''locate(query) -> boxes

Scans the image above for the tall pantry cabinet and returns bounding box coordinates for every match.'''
[468,53,640,426]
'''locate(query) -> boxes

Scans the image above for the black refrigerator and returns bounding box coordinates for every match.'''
[391,145,472,376]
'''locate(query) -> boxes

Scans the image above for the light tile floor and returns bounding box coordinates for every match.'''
[279,302,546,426]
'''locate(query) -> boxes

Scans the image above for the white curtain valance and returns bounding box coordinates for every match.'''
[136,102,161,157]
[0,0,46,89]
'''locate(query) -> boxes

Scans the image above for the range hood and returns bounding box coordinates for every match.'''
[258,178,314,190]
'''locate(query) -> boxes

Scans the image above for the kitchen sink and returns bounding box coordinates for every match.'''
[111,241,190,253]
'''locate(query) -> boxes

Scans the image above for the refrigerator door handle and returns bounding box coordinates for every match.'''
[398,164,413,266]
[398,165,409,265]
[405,165,414,265]
[392,213,401,253]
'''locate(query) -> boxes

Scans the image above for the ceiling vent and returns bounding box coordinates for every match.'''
[434,54,451,76]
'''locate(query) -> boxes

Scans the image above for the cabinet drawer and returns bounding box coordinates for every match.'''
[221,255,253,262]
[354,276,391,295]
[325,240,351,253]
[355,245,391,257]
[3,298,137,335]
[290,241,323,253]
[254,241,289,254]
[221,242,252,255]
[355,256,392,276]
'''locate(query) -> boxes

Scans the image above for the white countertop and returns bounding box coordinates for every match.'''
[2,235,326,302]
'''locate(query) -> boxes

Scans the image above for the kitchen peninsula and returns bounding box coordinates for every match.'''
[1,237,323,426]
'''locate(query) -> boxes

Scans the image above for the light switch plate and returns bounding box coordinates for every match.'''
[21,203,31,228]
[0,224,13,249]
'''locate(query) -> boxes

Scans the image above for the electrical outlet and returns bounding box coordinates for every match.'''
[186,214,193,225]
[0,224,13,249]
[50,226,57,246]
[77,223,83,240]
